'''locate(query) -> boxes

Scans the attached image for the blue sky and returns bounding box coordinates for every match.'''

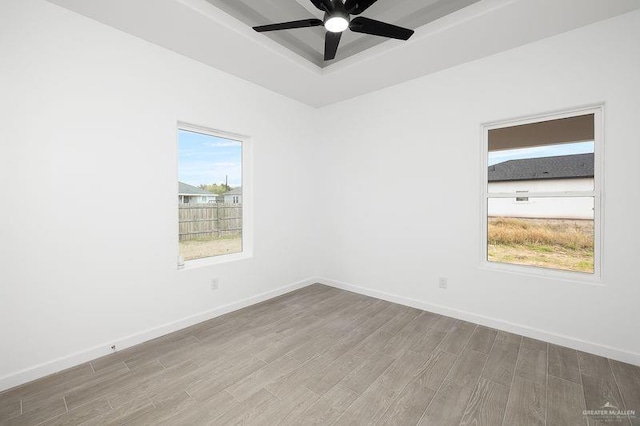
[488,141,594,166]
[178,129,242,187]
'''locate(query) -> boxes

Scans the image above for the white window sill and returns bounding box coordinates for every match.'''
[178,251,252,270]
[479,261,604,286]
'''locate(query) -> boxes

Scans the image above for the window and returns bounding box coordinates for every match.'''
[515,191,529,203]
[482,107,602,278]
[177,124,248,266]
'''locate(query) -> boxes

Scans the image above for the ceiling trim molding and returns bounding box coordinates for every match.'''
[47,0,640,107]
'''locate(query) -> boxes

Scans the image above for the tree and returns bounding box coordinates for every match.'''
[199,183,231,195]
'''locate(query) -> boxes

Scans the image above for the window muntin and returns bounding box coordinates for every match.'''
[178,127,243,264]
[482,109,602,278]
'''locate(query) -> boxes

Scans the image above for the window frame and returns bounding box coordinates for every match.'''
[480,105,604,283]
[176,122,253,269]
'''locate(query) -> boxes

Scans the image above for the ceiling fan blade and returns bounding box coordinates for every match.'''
[253,19,323,33]
[344,0,378,15]
[310,0,334,12]
[324,31,342,61]
[349,17,414,40]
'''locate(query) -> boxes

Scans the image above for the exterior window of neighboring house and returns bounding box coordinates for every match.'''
[177,124,249,267]
[482,107,602,280]
[515,191,529,203]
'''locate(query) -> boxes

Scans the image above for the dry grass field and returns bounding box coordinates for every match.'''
[179,235,242,261]
[488,217,594,273]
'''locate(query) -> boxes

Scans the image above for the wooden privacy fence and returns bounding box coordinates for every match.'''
[179,203,242,241]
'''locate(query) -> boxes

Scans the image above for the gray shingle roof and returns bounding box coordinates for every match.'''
[488,153,594,182]
[178,182,215,195]
[223,187,242,196]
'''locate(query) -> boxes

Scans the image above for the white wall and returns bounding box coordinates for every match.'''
[488,178,594,219]
[316,10,640,362]
[0,0,319,389]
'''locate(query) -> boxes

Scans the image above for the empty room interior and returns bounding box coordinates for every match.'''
[2,0,640,424]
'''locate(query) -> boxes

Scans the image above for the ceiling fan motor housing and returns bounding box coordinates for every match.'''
[324,10,350,33]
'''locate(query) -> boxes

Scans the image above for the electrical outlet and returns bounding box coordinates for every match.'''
[211,278,219,291]
[439,277,448,289]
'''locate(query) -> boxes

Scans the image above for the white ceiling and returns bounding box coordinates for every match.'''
[47,0,640,107]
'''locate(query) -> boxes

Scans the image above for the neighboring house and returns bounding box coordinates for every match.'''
[222,187,242,204]
[178,182,217,204]
[488,153,594,219]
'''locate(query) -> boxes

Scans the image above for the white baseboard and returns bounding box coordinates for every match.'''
[0,277,315,393]
[316,277,640,366]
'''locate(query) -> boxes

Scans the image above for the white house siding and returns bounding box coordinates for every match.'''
[224,194,242,204]
[179,195,216,204]
[488,178,594,219]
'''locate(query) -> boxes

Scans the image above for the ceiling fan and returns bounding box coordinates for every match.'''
[253,0,415,61]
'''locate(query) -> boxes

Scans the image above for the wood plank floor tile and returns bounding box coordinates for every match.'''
[495,331,522,346]
[522,337,548,352]
[515,347,548,386]
[412,350,458,392]
[437,321,477,355]
[64,359,164,410]
[379,313,437,357]
[336,350,432,424]
[186,357,267,402]
[39,397,111,426]
[547,376,587,426]
[226,354,302,401]
[466,326,498,354]
[2,396,66,426]
[459,378,509,426]
[579,351,615,379]
[158,390,237,424]
[0,394,21,422]
[80,395,155,426]
[481,338,520,387]
[127,391,195,424]
[248,386,320,426]
[15,364,104,415]
[107,359,199,408]
[286,332,339,363]
[296,384,359,426]
[305,352,366,396]
[418,381,474,426]
[213,388,278,425]
[503,376,546,426]
[445,348,488,388]
[376,378,436,425]
[548,344,581,384]
[334,385,399,426]
[431,316,459,333]
[340,351,395,395]
[582,373,631,426]
[610,360,640,418]
[409,328,447,355]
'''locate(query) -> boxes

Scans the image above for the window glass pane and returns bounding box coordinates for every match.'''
[488,114,595,193]
[487,197,594,273]
[178,129,242,261]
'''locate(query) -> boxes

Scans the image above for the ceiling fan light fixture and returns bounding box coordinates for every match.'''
[325,14,349,33]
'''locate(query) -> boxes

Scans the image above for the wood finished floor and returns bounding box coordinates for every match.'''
[1,284,639,425]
